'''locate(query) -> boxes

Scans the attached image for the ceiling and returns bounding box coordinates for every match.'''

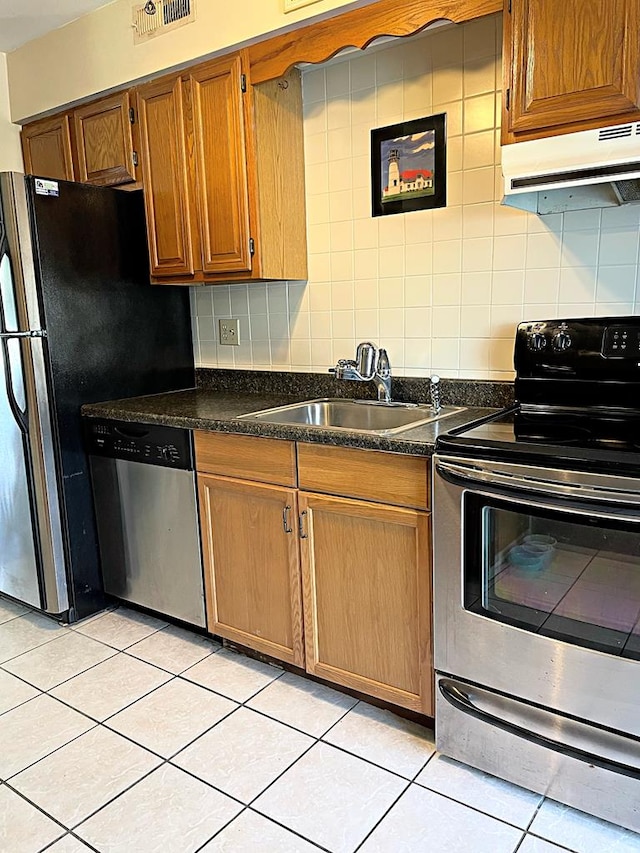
[0,0,116,52]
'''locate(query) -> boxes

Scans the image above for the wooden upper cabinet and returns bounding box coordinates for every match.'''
[136,49,306,285]
[136,75,195,278]
[188,55,253,276]
[505,0,640,141]
[72,91,136,186]
[21,115,75,181]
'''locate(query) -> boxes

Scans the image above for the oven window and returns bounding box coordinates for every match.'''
[463,494,640,660]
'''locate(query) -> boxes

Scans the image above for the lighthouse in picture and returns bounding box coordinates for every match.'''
[382,147,433,200]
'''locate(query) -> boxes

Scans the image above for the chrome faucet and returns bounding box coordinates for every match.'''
[330,342,392,403]
[373,348,391,403]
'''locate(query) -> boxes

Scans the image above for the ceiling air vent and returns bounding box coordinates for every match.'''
[133,0,195,43]
[598,125,633,141]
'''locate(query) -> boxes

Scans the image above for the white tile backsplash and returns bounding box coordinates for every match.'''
[191,14,640,379]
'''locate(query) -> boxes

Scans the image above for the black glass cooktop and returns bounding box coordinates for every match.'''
[438,316,640,475]
[437,407,640,476]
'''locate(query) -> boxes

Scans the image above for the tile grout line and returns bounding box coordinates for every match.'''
[2,780,73,845]
[413,778,545,835]
[1,619,224,722]
[352,779,413,853]
[3,641,323,849]
[37,830,102,853]
[3,606,591,852]
[525,830,579,853]
[0,607,171,682]
[4,636,501,852]
[48,659,584,853]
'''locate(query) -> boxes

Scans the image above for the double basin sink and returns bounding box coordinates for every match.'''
[237,397,464,436]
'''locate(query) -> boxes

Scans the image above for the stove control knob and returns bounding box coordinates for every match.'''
[553,330,572,351]
[528,332,547,351]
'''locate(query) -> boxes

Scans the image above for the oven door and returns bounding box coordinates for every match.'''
[433,453,640,737]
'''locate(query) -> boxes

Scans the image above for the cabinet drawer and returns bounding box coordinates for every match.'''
[297,444,429,510]
[194,431,297,486]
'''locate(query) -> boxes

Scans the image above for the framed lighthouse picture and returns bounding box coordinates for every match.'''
[371,113,446,217]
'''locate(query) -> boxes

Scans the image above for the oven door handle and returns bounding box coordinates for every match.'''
[435,458,640,506]
[439,679,640,781]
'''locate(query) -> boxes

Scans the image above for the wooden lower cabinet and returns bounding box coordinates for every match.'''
[198,473,304,666]
[195,435,433,715]
[299,492,432,715]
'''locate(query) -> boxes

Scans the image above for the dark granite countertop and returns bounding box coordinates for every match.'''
[82,387,499,456]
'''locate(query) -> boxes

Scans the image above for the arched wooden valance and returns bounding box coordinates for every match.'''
[248,0,503,84]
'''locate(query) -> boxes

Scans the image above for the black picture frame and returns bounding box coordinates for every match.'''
[371,113,447,217]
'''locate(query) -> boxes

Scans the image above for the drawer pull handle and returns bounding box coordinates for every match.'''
[282,505,293,534]
[299,509,308,539]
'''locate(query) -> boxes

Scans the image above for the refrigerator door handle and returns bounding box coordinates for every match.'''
[21,332,69,614]
[0,330,47,339]
[1,338,27,433]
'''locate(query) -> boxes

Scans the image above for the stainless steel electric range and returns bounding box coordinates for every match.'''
[433,317,640,832]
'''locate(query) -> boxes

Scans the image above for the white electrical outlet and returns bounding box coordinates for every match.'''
[218,318,240,346]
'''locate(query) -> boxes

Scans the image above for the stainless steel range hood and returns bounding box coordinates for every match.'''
[501,122,640,214]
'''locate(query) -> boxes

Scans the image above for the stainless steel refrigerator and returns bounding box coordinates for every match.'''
[0,173,194,621]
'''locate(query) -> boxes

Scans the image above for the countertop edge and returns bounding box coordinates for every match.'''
[82,391,499,457]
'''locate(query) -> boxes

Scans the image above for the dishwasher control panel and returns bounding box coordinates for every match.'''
[84,418,194,470]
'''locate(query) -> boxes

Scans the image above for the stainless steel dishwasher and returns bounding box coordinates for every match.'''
[86,418,206,627]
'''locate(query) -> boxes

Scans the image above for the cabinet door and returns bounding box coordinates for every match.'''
[299,492,433,714]
[198,474,304,666]
[188,54,253,275]
[73,91,136,186]
[137,75,195,278]
[21,115,75,181]
[507,0,640,136]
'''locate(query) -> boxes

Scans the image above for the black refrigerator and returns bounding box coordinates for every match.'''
[0,173,194,621]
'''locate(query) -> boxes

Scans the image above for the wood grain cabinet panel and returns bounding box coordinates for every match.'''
[505,0,640,140]
[188,55,253,275]
[297,443,429,510]
[136,75,194,278]
[299,492,433,714]
[198,474,304,666]
[136,50,306,285]
[194,431,297,486]
[21,115,75,181]
[73,91,136,186]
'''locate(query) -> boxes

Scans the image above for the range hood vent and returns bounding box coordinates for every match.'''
[613,179,640,203]
[502,122,640,214]
[598,124,633,141]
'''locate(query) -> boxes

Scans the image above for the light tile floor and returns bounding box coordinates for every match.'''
[1,600,639,853]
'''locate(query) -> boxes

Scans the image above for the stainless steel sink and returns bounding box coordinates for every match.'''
[237,398,464,436]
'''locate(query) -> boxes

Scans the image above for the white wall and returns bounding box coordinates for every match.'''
[0,53,23,171]
[190,15,640,381]
[7,0,376,121]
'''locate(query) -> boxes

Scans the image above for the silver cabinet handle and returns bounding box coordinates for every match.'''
[298,510,308,539]
[282,505,293,534]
